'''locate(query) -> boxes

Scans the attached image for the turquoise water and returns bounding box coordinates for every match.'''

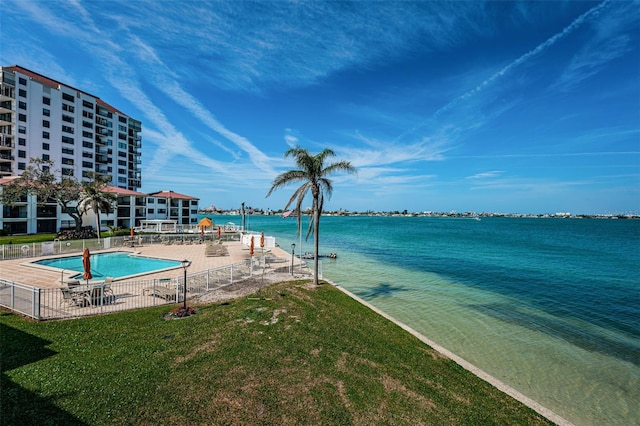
[208,213,640,425]
[35,252,182,279]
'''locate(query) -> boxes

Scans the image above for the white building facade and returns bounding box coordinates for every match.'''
[0,65,149,234]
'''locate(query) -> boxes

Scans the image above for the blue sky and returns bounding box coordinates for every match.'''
[2,1,639,214]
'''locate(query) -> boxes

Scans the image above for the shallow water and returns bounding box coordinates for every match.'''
[211,214,640,425]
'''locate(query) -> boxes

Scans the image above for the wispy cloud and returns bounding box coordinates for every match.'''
[466,171,503,180]
[432,1,611,118]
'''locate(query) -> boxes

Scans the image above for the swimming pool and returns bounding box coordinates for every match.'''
[34,252,183,280]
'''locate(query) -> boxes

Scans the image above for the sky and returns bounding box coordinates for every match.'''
[2,1,639,215]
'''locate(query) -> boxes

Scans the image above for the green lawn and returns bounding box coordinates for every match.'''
[1,280,553,425]
[0,233,57,245]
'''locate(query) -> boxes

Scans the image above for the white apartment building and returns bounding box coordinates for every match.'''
[0,65,142,234]
[0,65,142,187]
[0,65,202,235]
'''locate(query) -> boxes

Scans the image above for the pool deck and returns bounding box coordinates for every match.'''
[1,240,291,289]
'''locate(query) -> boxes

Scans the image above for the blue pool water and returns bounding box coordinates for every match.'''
[35,252,183,279]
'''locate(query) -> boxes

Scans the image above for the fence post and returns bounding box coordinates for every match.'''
[230,264,234,285]
[206,269,210,290]
[33,287,41,320]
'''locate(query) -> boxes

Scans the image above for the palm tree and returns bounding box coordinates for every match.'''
[267,147,356,285]
[78,173,117,242]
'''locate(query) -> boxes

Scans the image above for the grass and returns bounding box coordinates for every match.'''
[1,280,553,425]
[0,233,57,245]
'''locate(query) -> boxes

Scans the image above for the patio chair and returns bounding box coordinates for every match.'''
[60,287,87,307]
[102,277,114,296]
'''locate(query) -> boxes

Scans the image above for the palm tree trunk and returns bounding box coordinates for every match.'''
[313,208,320,285]
[96,210,101,242]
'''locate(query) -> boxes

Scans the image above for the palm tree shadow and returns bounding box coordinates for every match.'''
[356,282,411,300]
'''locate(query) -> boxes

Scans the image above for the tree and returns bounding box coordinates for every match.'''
[77,172,116,242]
[0,158,85,231]
[266,147,356,285]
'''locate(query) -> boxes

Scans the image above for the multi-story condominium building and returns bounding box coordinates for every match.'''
[146,190,200,226]
[0,65,145,234]
[0,65,202,235]
[0,65,142,188]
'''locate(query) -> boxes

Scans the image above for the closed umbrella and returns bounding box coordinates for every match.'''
[130,227,134,239]
[82,248,93,283]
[217,226,221,240]
[260,231,265,248]
[249,236,254,256]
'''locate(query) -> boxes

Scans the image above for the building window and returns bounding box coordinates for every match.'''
[62,136,74,145]
[18,150,26,158]
[158,208,166,214]
[19,89,27,97]
[119,116,127,123]
[82,141,93,149]
[18,113,26,122]
[62,168,74,176]
[82,110,93,119]
[43,120,50,128]
[82,161,93,168]
[147,208,154,214]
[83,100,94,108]
[62,158,74,166]
[18,162,26,170]
[82,131,93,138]
[43,108,50,116]
[18,125,26,134]
[42,154,50,161]
[118,177,127,184]
[18,101,27,110]
[42,143,50,150]
[42,97,50,105]
[62,93,74,102]
[118,159,126,166]
[62,147,74,155]
[62,125,74,134]
[82,152,93,159]
[19,77,27,85]
[42,131,50,139]
[18,138,26,146]
[62,103,75,113]
[82,121,93,129]
[62,115,74,123]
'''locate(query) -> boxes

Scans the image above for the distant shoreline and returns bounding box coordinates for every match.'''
[200,210,640,220]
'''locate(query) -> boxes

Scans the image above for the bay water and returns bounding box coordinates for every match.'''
[206,214,640,425]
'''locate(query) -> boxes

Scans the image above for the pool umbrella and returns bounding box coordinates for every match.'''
[82,248,93,283]
[197,217,213,227]
[130,227,134,239]
[260,232,264,248]
[217,226,221,239]
[249,236,254,256]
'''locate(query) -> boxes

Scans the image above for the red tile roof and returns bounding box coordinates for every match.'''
[104,186,147,196]
[147,190,199,200]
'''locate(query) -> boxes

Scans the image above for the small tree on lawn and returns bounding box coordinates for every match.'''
[0,158,85,231]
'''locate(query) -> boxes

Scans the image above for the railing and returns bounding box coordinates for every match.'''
[0,233,244,261]
[0,256,302,321]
